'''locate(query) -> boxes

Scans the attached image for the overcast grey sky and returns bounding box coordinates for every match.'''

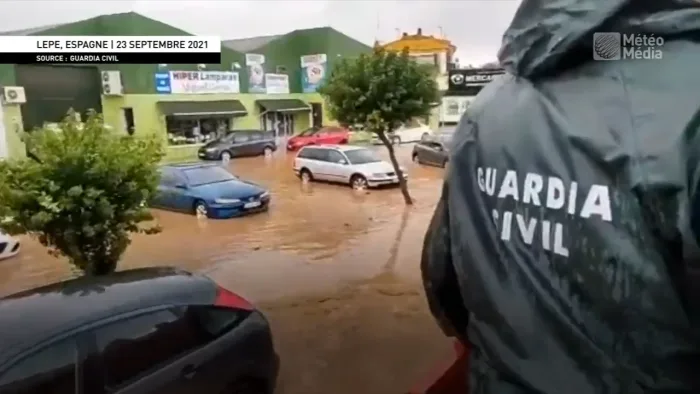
[0,0,519,66]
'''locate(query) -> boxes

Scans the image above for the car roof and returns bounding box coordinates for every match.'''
[0,267,216,364]
[162,163,220,170]
[300,144,367,152]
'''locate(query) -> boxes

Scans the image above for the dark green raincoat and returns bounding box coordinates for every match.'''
[422,1,700,392]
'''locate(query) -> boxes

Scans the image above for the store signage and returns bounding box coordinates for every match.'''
[157,71,240,94]
[245,53,265,66]
[246,53,266,93]
[264,73,289,94]
[447,68,505,92]
[301,54,327,93]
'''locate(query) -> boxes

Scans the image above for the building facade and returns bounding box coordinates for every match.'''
[442,67,505,125]
[0,12,372,162]
[377,28,456,129]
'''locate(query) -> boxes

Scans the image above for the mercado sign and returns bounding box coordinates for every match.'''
[447,68,505,94]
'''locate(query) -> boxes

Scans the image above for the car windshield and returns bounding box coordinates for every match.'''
[298,128,319,137]
[344,149,381,165]
[183,166,235,186]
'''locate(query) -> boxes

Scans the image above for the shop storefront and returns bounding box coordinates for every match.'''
[256,99,310,139]
[442,68,505,125]
[157,100,248,146]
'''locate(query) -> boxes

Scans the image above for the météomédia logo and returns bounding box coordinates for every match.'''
[593,32,664,61]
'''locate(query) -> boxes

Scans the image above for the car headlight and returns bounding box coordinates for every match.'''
[205,147,217,152]
[260,191,270,198]
[215,198,241,204]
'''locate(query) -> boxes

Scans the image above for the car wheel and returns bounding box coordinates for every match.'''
[300,168,313,182]
[421,132,429,140]
[412,153,420,163]
[222,377,267,394]
[391,135,401,145]
[350,174,368,189]
[194,200,209,217]
[263,146,273,156]
[220,151,232,161]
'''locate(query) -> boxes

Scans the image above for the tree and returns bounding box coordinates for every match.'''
[319,47,439,204]
[0,110,163,276]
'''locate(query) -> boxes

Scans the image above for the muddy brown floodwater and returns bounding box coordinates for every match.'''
[0,144,454,394]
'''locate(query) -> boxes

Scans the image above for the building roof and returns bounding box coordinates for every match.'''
[223,34,283,52]
[0,22,65,36]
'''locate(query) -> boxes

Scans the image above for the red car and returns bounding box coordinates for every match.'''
[286,126,349,151]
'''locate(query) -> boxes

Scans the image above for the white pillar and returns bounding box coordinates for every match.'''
[0,100,7,159]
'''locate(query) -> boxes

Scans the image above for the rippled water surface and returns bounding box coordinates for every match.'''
[0,145,444,298]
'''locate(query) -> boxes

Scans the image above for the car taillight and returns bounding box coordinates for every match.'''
[215,285,254,311]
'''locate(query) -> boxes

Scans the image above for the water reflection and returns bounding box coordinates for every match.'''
[0,145,445,299]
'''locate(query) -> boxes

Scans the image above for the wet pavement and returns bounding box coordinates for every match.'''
[0,144,454,394]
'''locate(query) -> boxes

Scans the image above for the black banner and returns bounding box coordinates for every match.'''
[3,52,222,65]
[447,68,505,95]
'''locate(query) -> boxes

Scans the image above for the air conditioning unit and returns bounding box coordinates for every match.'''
[101,70,123,96]
[2,86,26,104]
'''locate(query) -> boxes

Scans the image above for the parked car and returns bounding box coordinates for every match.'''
[0,231,20,261]
[0,267,279,394]
[412,131,453,168]
[198,130,277,161]
[286,126,350,151]
[294,145,407,189]
[372,120,434,145]
[151,163,271,219]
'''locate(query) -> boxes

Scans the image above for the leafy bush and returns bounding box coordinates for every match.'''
[0,110,163,275]
[319,48,439,204]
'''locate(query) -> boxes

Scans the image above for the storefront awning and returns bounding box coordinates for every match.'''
[256,99,310,113]
[158,100,248,119]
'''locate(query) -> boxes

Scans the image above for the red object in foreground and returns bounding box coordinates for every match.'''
[215,285,254,311]
[408,340,469,394]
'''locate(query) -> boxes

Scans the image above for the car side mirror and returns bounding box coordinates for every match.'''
[175,183,188,189]
[338,159,347,165]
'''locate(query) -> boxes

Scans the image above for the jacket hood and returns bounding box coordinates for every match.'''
[498,0,700,78]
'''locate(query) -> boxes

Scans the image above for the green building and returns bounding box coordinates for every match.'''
[0,12,372,162]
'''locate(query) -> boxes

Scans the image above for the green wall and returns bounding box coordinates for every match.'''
[253,28,371,93]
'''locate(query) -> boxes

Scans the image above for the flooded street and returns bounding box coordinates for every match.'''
[0,144,454,393]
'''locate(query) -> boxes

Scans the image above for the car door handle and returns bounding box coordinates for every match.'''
[181,364,198,380]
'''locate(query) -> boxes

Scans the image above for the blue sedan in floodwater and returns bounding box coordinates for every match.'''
[152,163,271,219]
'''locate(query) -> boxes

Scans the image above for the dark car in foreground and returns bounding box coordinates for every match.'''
[0,267,279,394]
[411,131,454,168]
[152,163,271,219]
[198,129,277,161]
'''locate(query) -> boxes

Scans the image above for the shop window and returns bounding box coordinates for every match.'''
[165,117,231,146]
